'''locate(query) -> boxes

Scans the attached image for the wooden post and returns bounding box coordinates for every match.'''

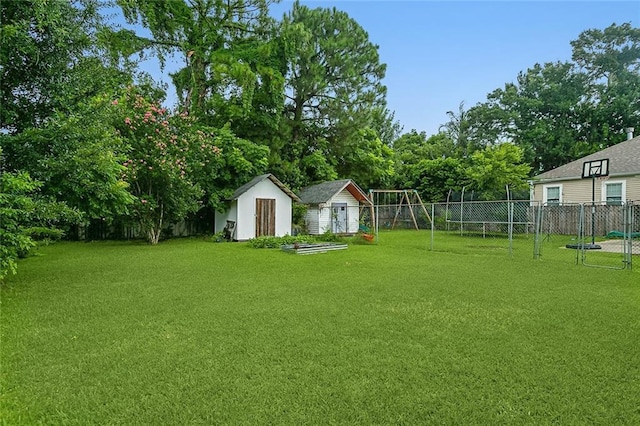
[391,191,407,229]
[414,191,432,224]
[405,190,420,230]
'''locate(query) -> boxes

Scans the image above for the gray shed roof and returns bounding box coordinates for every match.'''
[230,174,301,202]
[533,136,640,182]
[298,179,372,205]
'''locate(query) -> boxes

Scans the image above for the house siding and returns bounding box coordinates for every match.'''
[299,179,371,235]
[305,208,321,235]
[563,179,596,204]
[309,190,360,234]
[215,201,238,238]
[318,205,332,234]
[531,137,640,205]
[626,175,640,201]
[533,174,640,204]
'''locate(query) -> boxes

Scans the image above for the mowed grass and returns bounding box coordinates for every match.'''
[1,231,639,425]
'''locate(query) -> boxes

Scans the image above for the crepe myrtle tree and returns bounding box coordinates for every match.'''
[111,89,222,244]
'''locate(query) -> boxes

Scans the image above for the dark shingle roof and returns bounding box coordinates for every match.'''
[298,179,372,205]
[534,136,640,181]
[231,174,301,202]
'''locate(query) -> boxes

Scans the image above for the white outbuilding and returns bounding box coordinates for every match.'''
[215,174,301,241]
[298,179,372,235]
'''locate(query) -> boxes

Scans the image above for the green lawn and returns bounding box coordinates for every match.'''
[1,232,638,424]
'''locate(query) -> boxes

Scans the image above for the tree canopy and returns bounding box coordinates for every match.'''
[273,1,393,188]
[0,0,128,133]
[1,0,637,276]
[452,22,639,175]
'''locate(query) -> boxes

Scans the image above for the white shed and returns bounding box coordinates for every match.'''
[298,179,372,235]
[215,174,301,241]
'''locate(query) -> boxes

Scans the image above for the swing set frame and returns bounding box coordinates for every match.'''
[368,189,432,232]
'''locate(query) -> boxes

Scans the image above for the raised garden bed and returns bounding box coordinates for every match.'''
[281,242,348,255]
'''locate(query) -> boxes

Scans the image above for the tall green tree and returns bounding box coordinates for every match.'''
[570,22,640,144]
[512,62,589,173]
[392,130,455,193]
[278,1,391,188]
[399,157,469,203]
[116,0,279,119]
[467,61,590,173]
[334,128,394,190]
[1,94,136,222]
[393,130,456,162]
[0,148,80,280]
[439,101,475,157]
[571,22,640,84]
[467,143,531,200]
[0,0,128,133]
[462,23,639,174]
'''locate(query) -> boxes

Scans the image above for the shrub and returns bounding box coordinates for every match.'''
[316,230,345,243]
[292,204,308,227]
[22,227,62,240]
[248,234,315,249]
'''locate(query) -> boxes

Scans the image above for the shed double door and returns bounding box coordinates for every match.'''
[256,198,276,237]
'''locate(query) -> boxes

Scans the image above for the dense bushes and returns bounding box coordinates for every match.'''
[248,231,347,248]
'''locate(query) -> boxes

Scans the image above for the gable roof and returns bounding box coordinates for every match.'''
[298,179,372,205]
[230,174,301,202]
[533,136,640,182]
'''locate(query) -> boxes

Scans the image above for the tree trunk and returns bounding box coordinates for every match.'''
[147,202,164,245]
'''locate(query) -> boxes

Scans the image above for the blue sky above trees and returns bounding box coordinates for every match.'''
[135,1,639,136]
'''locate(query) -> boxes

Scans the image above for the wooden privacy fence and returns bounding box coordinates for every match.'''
[534,203,635,237]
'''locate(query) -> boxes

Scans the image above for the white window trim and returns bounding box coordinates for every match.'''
[601,180,626,204]
[543,184,562,205]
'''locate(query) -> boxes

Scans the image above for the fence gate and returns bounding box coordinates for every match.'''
[535,202,637,270]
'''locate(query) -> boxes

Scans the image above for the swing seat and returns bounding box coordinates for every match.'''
[361,233,374,242]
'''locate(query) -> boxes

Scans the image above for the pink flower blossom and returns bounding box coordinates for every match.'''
[112,100,118,105]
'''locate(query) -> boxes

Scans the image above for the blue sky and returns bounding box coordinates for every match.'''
[138,1,639,137]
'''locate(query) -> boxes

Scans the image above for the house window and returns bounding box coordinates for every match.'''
[603,181,625,205]
[543,185,561,205]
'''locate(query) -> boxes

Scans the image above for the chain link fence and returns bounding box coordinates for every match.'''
[434,200,533,235]
[366,197,638,269]
[532,202,638,269]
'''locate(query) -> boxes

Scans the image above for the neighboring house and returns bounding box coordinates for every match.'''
[298,179,373,235]
[215,174,301,241]
[530,134,640,205]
